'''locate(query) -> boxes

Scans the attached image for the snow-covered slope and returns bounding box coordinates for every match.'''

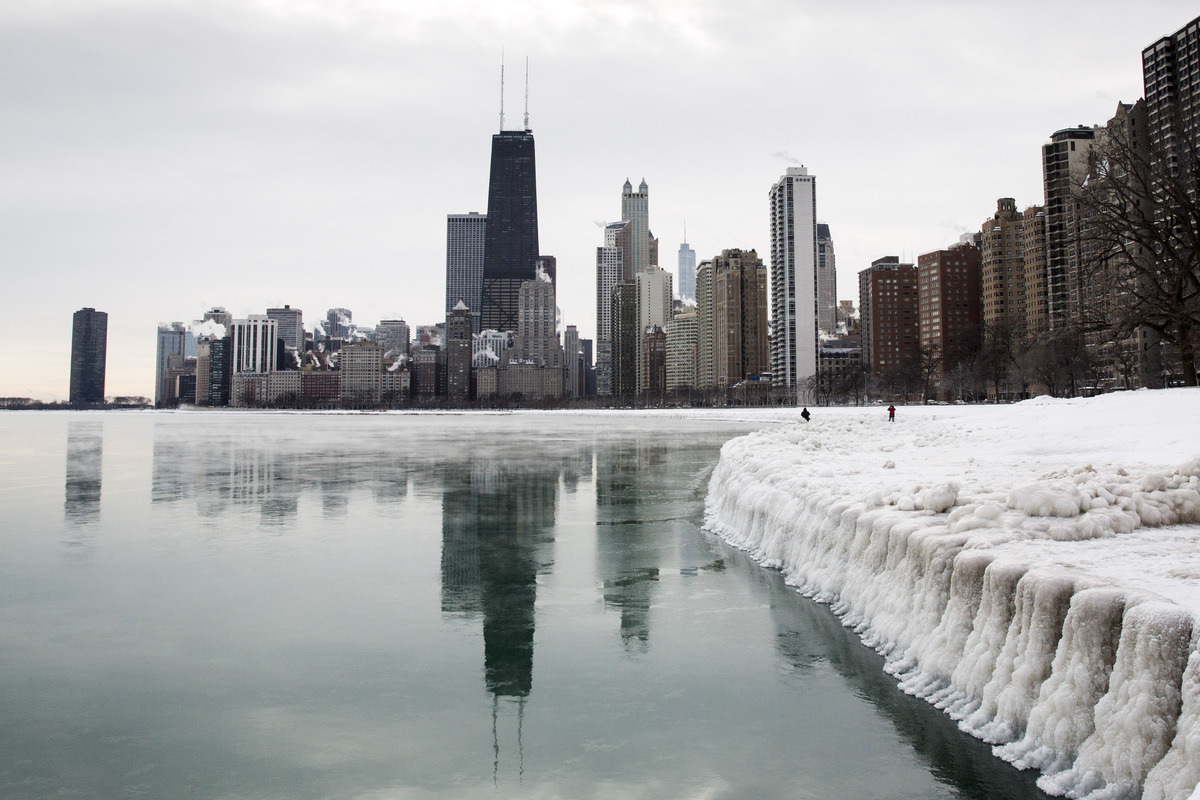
[704,389,1200,800]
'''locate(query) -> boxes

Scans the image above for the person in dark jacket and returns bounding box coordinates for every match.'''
[801,407,811,423]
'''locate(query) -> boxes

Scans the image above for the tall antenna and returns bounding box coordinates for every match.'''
[523,56,530,130]
[499,49,505,132]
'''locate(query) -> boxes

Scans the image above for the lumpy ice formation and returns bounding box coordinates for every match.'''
[705,389,1200,800]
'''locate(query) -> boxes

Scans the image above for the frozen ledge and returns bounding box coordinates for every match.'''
[704,390,1200,800]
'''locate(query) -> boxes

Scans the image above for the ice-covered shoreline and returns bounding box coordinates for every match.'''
[704,389,1200,800]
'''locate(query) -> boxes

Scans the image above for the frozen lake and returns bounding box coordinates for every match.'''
[0,410,1050,799]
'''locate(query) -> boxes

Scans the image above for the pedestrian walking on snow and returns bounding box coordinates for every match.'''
[888,404,896,422]
[801,407,811,423]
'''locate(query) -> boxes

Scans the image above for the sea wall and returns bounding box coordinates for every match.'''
[705,423,1200,800]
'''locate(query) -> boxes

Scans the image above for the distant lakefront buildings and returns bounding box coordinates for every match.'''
[67,13,1193,409]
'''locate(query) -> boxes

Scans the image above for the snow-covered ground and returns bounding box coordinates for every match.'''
[704,389,1200,800]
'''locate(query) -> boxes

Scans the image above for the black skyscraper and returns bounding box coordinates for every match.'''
[69,307,107,404]
[480,129,539,333]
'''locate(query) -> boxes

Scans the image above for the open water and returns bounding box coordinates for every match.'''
[0,410,1051,799]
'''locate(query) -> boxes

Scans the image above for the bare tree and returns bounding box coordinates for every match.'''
[1077,124,1200,386]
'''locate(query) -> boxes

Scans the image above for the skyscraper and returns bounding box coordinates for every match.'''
[155,322,193,407]
[1143,15,1200,176]
[447,212,487,333]
[447,302,473,402]
[266,304,304,352]
[859,257,918,374]
[677,237,696,303]
[769,166,818,399]
[230,315,278,375]
[636,267,672,393]
[69,307,107,404]
[621,179,650,276]
[596,220,630,395]
[480,128,539,333]
[712,249,769,389]
[816,224,837,335]
[1041,127,1096,329]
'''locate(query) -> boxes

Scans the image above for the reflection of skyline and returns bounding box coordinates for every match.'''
[64,421,103,525]
[440,457,559,699]
[594,438,671,654]
[149,423,415,522]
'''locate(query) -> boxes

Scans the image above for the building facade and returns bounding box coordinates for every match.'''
[677,239,696,303]
[712,249,769,390]
[155,322,193,406]
[665,306,698,391]
[340,340,383,406]
[266,305,304,352]
[69,307,107,404]
[860,257,919,374]
[768,166,819,397]
[230,315,278,375]
[480,129,539,333]
[980,198,1043,343]
[446,301,473,401]
[917,245,982,397]
[1042,127,1097,330]
[816,223,837,335]
[446,211,487,333]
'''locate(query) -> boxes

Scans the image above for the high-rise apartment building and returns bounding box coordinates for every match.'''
[980,198,1043,342]
[230,315,278,375]
[1143,15,1200,175]
[677,238,696,303]
[447,212,487,333]
[712,249,769,389]
[859,257,919,374]
[666,306,698,391]
[1042,127,1097,330]
[769,166,819,397]
[69,308,107,404]
[816,224,837,335]
[917,245,981,397]
[266,305,304,352]
[695,259,715,390]
[480,129,539,333]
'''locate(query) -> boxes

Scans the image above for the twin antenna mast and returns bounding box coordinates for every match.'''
[499,51,530,132]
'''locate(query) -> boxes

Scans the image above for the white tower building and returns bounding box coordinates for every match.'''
[768,166,818,399]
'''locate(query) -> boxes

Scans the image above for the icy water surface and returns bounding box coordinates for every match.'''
[0,411,1051,799]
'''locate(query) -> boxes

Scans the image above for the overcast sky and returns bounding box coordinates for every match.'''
[3,0,1193,400]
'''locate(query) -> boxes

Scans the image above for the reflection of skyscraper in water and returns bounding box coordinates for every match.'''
[594,438,667,654]
[440,456,558,698]
[151,425,300,522]
[64,421,103,524]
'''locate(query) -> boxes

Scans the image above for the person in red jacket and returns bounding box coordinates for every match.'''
[888,404,896,422]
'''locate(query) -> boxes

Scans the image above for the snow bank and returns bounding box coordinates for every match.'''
[705,389,1200,800]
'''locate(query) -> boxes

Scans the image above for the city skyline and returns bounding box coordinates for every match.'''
[1,1,1186,399]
